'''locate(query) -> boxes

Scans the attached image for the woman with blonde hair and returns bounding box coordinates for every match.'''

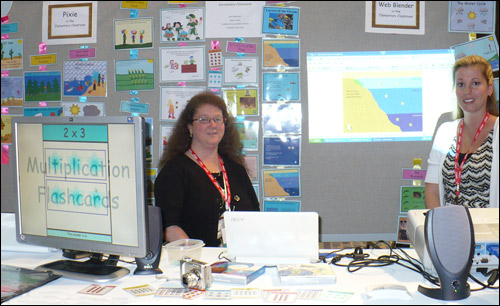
[425,55,498,208]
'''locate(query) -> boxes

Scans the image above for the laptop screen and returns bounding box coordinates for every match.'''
[223,211,319,264]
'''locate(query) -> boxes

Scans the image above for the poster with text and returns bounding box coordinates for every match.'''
[205,1,265,38]
[223,57,258,85]
[114,17,154,50]
[451,35,499,71]
[235,121,259,151]
[262,103,302,135]
[262,38,300,69]
[262,72,300,102]
[42,1,98,45]
[115,59,154,91]
[160,46,206,82]
[262,6,300,36]
[160,7,205,42]
[1,39,23,70]
[448,1,496,34]
[61,101,104,116]
[400,186,425,213]
[1,77,23,107]
[160,125,175,156]
[160,86,205,121]
[222,88,259,117]
[263,136,301,166]
[244,155,259,182]
[263,168,301,198]
[365,1,425,35]
[264,199,301,212]
[63,61,107,97]
[24,71,62,102]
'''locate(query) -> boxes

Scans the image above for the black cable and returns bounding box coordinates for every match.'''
[328,241,437,286]
[327,240,499,291]
[347,255,397,272]
[328,247,369,266]
[319,248,347,263]
[469,269,499,290]
[487,269,499,286]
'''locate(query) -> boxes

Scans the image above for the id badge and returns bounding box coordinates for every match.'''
[218,215,226,247]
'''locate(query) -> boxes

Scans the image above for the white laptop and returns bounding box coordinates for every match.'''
[223,211,319,265]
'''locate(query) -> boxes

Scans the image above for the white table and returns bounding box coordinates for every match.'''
[1,247,498,304]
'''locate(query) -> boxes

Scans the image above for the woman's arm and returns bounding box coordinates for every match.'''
[425,182,441,209]
[165,225,189,242]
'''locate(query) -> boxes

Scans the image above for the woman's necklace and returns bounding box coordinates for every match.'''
[189,148,231,210]
[454,113,489,205]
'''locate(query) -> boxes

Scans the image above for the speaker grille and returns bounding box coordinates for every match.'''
[431,206,472,274]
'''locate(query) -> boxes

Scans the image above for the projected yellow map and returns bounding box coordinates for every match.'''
[342,71,423,134]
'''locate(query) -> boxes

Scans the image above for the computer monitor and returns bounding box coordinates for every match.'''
[12,116,148,282]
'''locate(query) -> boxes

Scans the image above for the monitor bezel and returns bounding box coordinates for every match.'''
[12,116,148,259]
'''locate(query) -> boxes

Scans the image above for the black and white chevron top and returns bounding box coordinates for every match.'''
[442,128,494,207]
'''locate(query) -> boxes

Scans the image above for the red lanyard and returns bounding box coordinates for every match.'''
[190,149,231,211]
[454,113,489,202]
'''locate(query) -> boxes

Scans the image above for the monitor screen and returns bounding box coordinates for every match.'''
[307,49,457,143]
[12,116,148,259]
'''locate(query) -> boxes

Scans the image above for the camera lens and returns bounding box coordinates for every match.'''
[182,270,201,289]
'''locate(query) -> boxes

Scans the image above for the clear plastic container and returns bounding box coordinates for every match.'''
[165,239,205,265]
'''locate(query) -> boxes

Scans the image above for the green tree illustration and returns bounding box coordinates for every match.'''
[45,80,52,93]
[52,77,60,93]
[26,79,33,96]
[33,80,39,95]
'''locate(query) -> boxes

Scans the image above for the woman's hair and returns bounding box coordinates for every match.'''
[158,91,245,170]
[452,55,498,119]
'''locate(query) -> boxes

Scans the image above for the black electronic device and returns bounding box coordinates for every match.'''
[134,205,163,275]
[12,116,150,282]
[418,206,475,300]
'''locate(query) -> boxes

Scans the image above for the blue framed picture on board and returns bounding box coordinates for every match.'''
[262,103,302,135]
[264,200,301,212]
[263,135,301,166]
[262,38,300,69]
[262,6,300,36]
[263,168,301,198]
[262,72,300,102]
[451,35,499,71]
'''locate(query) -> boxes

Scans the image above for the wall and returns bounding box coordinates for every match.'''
[2,1,491,241]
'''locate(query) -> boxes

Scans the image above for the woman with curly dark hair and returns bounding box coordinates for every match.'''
[155,92,260,247]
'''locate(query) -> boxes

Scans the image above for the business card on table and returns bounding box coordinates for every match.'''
[123,284,156,297]
[263,291,298,303]
[155,287,185,297]
[183,289,205,300]
[297,289,323,300]
[231,288,260,298]
[78,284,116,295]
[318,290,354,303]
[204,289,232,300]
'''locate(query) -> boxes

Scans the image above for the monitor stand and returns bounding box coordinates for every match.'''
[35,253,130,282]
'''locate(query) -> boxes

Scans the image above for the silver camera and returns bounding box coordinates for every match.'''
[180,257,212,290]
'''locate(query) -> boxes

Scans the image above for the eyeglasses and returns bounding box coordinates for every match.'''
[192,116,225,125]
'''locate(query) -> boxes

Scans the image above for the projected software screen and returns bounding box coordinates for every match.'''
[307,49,456,143]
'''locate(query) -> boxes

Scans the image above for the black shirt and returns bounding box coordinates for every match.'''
[154,154,260,246]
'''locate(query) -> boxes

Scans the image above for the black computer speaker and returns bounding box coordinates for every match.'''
[418,206,474,300]
[134,205,163,275]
